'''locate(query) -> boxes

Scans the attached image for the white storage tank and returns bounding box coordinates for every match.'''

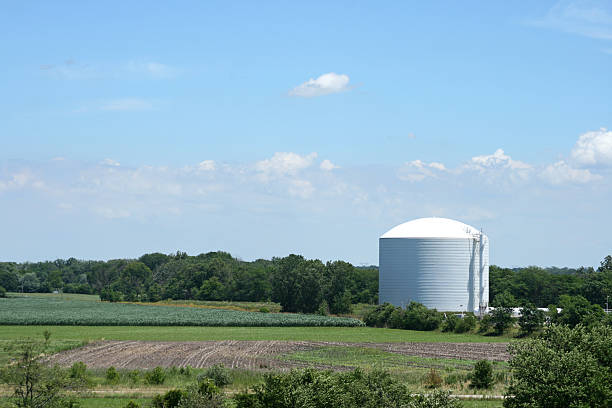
[379,217,489,312]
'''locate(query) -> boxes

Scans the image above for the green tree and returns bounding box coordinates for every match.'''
[490,307,513,335]
[0,342,82,407]
[504,324,612,408]
[557,295,605,328]
[470,360,493,389]
[517,303,545,335]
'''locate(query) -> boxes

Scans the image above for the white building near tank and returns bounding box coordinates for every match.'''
[379,217,489,313]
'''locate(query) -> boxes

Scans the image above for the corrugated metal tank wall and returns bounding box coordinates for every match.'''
[378,218,489,312]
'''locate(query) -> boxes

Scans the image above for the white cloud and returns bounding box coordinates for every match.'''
[288,179,315,198]
[198,160,216,171]
[468,149,531,171]
[532,0,612,40]
[541,160,601,184]
[398,160,447,182]
[289,73,351,97]
[101,98,154,111]
[320,159,339,171]
[255,152,318,176]
[101,158,121,167]
[570,128,612,166]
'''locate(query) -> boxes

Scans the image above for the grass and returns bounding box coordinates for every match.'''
[0,297,363,327]
[146,299,282,313]
[7,292,101,301]
[0,325,511,343]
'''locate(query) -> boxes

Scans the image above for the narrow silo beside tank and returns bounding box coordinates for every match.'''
[379,217,489,312]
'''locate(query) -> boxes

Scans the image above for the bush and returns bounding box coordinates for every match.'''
[364,302,442,331]
[490,307,513,335]
[424,368,443,388]
[518,303,545,335]
[0,285,6,298]
[441,314,459,332]
[258,307,270,313]
[316,300,329,316]
[470,360,493,389]
[234,368,461,408]
[504,324,612,407]
[455,313,477,333]
[151,389,184,408]
[179,366,193,376]
[145,367,166,385]
[69,361,87,380]
[478,315,492,333]
[199,364,231,387]
[127,370,140,384]
[124,401,140,408]
[105,366,120,383]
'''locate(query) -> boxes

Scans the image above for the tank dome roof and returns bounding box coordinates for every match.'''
[380,217,482,239]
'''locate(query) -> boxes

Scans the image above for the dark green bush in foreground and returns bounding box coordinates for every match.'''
[234,368,462,408]
[504,324,612,407]
[470,360,493,389]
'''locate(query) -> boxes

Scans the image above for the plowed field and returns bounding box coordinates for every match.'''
[48,340,509,370]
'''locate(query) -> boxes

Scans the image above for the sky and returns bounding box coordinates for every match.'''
[1,1,611,268]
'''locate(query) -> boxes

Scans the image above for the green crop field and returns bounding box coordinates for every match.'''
[0,297,363,327]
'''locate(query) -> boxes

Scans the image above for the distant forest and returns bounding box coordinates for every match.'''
[1,252,610,313]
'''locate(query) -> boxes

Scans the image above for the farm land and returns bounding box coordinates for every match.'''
[0,294,511,407]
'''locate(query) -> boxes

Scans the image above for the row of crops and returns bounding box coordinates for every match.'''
[0,298,364,327]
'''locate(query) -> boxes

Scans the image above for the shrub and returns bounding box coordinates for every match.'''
[490,307,513,335]
[442,314,459,332]
[179,366,193,376]
[403,301,443,331]
[0,285,6,298]
[151,389,184,408]
[258,307,270,313]
[105,366,120,383]
[478,315,492,333]
[124,401,140,408]
[518,303,545,335]
[69,361,87,380]
[504,325,612,408]
[470,360,493,389]
[455,313,477,333]
[127,370,140,384]
[145,367,166,385]
[316,300,329,316]
[200,364,231,387]
[424,368,443,388]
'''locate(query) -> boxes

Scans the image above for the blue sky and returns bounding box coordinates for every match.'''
[1,1,611,267]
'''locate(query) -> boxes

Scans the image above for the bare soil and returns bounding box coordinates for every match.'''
[48,340,509,371]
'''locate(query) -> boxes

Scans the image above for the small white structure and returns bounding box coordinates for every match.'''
[379,217,489,312]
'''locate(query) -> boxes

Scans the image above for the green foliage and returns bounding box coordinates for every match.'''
[517,303,545,335]
[0,341,84,408]
[505,324,612,408]
[0,285,6,297]
[316,300,329,316]
[470,360,493,389]
[123,401,140,408]
[199,364,231,387]
[68,361,87,381]
[490,307,513,335]
[234,368,462,408]
[105,366,120,383]
[491,290,517,308]
[363,302,442,331]
[441,314,459,332]
[0,297,364,327]
[145,367,166,385]
[455,313,477,333]
[151,389,185,408]
[557,294,605,328]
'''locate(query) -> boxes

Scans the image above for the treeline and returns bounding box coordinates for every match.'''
[0,252,378,314]
[490,255,612,309]
[1,252,610,313]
